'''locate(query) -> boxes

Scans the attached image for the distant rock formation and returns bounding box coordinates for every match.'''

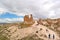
[37,18,60,26]
[37,18,49,26]
[24,14,34,24]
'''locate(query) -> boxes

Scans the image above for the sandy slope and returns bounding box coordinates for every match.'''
[7,21,60,40]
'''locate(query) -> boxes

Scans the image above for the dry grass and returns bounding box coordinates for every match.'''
[0,26,10,40]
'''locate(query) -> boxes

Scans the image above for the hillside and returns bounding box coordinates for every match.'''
[0,18,60,40]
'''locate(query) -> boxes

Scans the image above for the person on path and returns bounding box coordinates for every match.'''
[48,34,50,39]
[53,34,55,40]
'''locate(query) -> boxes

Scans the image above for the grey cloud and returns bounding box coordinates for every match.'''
[0,0,60,19]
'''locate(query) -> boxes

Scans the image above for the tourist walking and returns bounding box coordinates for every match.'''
[48,34,50,39]
[48,34,51,40]
[53,34,55,40]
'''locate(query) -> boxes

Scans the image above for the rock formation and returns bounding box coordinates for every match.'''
[24,14,34,24]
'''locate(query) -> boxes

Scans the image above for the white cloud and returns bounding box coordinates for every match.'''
[0,0,60,20]
[48,10,56,18]
[0,8,7,14]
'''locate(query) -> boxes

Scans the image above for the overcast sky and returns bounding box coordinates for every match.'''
[0,0,60,23]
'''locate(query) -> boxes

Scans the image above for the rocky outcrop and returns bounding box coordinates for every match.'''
[24,14,34,24]
[37,18,60,27]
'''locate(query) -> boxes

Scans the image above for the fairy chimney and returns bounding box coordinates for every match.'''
[24,14,34,24]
